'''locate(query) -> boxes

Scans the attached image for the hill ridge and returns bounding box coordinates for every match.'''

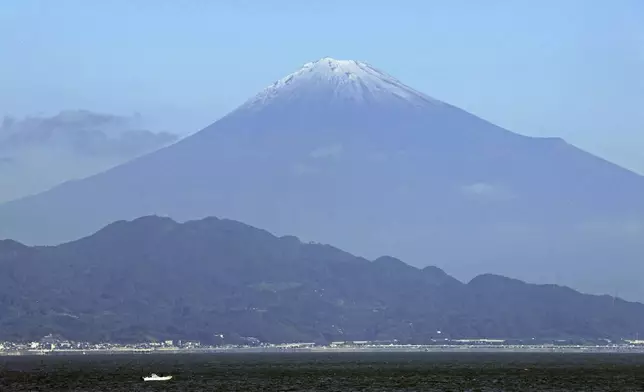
[1,215,643,343]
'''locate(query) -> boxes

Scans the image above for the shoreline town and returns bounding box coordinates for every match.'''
[3,336,644,356]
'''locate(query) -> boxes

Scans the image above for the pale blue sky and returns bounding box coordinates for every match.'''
[1,0,643,173]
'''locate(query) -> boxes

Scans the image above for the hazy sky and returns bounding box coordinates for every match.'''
[1,0,643,173]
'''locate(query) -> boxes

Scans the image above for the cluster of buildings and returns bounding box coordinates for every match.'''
[0,334,204,355]
[2,335,644,356]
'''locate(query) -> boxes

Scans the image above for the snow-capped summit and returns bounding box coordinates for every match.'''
[240,57,442,110]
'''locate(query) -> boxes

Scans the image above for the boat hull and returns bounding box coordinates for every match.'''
[143,376,172,381]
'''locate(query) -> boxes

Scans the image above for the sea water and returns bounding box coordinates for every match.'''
[2,352,644,391]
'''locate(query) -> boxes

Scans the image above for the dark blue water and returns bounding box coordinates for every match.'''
[2,352,644,391]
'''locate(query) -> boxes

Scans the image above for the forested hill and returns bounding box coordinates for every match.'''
[0,216,641,343]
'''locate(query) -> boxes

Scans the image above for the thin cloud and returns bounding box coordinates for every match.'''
[309,143,343,159]
[292,163,319,176]
[460,182,516,201]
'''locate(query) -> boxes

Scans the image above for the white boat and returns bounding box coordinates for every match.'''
[142,373,172,381]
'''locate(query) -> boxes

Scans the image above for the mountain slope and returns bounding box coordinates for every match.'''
[0,215,642,343]
[1,58,643,300]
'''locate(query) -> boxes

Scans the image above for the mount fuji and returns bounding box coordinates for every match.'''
[1,58,643,299]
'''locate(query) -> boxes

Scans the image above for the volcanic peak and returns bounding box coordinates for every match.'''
[240,57,442,109]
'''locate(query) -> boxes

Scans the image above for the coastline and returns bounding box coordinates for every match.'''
[3,344,644,357]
